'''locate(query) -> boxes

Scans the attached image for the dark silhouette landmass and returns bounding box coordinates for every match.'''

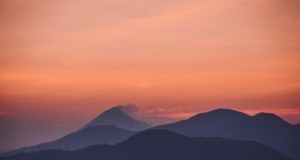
[295,123,300,132]
[0,129,294,160]
[6,105,149,155]
[157,108,300,159]
[3,107,299,160]
[84,105,150,131]
[7,125,134,155]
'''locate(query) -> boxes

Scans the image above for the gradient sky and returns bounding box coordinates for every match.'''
[0,0,300,151]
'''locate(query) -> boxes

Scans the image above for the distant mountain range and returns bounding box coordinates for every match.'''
[6,106,147,155]
[3,106,300,160]
[0,129,294,160]
[157,108,300,159]
[7,125,134,155]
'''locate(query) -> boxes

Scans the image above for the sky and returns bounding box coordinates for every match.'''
[0,0,300,152]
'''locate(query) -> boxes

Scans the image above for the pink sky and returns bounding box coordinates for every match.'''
[0,0,300,151]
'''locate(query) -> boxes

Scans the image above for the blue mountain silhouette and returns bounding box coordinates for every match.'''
[84,105,150,131]
[6,106,148,154]
[157,108,300,159]
[0,129,294,160]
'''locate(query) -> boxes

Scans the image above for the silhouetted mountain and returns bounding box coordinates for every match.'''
[0,130,294,160]
[157,108,300,159]
[295,123,300,131]
[6,105,149,155]
[7,125,134,155]
[84,105,150,131]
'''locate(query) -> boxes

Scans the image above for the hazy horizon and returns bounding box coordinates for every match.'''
[0,104,299,152]
[1,0,300,152]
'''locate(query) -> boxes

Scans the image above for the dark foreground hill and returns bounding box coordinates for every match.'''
[1,130,294,160]
[157,108,300,159]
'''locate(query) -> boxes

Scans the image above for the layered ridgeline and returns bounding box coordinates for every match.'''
[157,108,300,160]
[7,105,150,155]
[0,130,294,160]
[3,107,299,160]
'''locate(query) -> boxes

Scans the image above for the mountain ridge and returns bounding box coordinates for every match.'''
[5,105,149,155]
[4,107,299,159]
[1,129,294,160]
[6,125,134,155]
[157,108,300,159]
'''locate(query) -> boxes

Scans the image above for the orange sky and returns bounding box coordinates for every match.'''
[0,0,300,151]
